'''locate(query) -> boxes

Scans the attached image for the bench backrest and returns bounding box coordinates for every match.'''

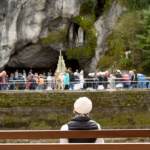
[0,130,149,150]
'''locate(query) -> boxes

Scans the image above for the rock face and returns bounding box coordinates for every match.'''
[0,0,81,71]
[0,0,125,73]
[84,1,126,73]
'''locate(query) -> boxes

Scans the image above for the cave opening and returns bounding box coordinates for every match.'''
[95,0,107,19]
[63,56,80,72]
[5,54,80,77]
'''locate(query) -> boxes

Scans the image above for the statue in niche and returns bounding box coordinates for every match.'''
[125,51,131,59]
[78,27,84,43]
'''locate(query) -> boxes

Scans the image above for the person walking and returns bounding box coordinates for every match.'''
[51,73,57,90]
[79,70,84,89]
[43,73,47,90]
[97,72,104,90]
[29,74,36,90]
[103,72,109,89]
[60,97,104,143]
[47,69,52,76]
[18,73,25,90]
[56,71,61,90]
[9,73,15,90]
[34,73,39,90]
[68,68,75,90]
[1,71,9,90]
[38,74,44,90]
[74,72,80,90]
[64,70,69,90]
[131,70,139,89]
[23,70,27,80]
[122,73,130,89]
[115,70,123,89]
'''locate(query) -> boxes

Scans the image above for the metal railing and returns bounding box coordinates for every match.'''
[0,77,149,90]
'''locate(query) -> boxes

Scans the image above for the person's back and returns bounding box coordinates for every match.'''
[30,75,36,90]
[122,73,130,88]
[64,71,69,89]
[131,70,139,88]
[60,97,104,143]
[115,72,123,84]
[98,75,103,85]
[39,77,44,85]
[9,73,15,90]
[38,75,44,90]
[17,74,25,90]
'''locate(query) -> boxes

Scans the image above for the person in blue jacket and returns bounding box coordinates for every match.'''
[64,70,69,90]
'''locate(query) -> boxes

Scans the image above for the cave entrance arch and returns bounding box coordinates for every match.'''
[63,56,80,72]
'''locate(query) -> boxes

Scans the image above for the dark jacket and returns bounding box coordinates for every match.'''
[131,73,139,84]
[115,73,123,84]
[67,116,98,143]
[18,76,25,89]
[29,78,36,90]
[103,75,109,87]
[98,76,103,85]
[69,72,75,82]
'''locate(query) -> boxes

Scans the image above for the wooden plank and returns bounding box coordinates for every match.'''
[0,144,150,150]
[0,130,149,139]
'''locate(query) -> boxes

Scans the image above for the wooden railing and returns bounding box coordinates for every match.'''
[0,130,149,150]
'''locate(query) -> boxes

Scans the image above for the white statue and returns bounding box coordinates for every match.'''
[125,51,131,59]
[78,27,84,43]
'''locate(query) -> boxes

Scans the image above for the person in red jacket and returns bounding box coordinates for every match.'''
[1,71,9,90]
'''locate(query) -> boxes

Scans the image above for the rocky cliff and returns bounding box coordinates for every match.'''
[0,0,125,73]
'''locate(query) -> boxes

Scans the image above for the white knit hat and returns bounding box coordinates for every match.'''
[117,70,121,73]
[74,97,92,114]
[74,72,77,76]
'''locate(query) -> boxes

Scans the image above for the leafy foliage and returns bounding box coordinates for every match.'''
[124,0,150,10]
[80,0,97,14]
[135,7,150,69]
[66,14,98,59]
[97,56,114,71]
[118,58,132,69]
[41,30,67,46]
[98,12,144,71]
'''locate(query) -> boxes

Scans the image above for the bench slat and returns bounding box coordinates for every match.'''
[0,144,149,150]
[0,130,149,139]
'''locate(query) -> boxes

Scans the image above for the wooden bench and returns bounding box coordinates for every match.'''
[0,130,149,150]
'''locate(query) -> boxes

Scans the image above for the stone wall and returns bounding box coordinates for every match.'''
[0,90,150,130]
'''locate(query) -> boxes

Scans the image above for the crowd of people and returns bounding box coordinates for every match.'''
[0,68,147,91]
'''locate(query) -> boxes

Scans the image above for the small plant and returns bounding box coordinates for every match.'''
[41,29,68,46]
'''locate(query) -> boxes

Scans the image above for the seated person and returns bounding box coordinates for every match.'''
[60,97,104,143]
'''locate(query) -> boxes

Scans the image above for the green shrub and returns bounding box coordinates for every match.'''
[41,30,68,46]
[97,56,114,71]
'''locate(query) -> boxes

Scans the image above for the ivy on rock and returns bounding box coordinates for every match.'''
[66,14,98,59]
[66,0,98,59]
